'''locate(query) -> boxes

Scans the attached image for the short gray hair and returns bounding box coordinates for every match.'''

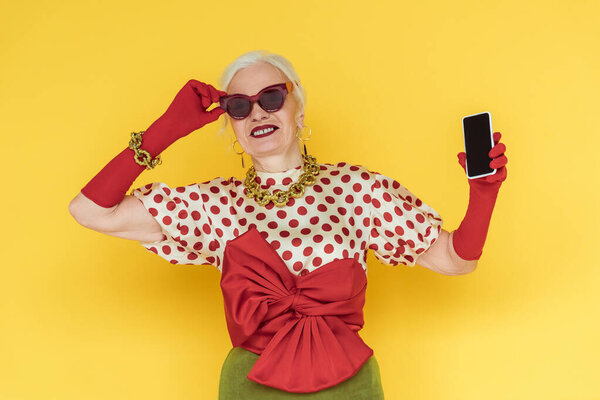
[216,50,306,137]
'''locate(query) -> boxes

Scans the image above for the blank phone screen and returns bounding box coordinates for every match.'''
[463,113,493,177]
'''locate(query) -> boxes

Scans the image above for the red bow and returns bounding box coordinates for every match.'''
[220,227,374,393]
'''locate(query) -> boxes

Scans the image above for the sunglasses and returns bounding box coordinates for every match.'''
[219,81,294,120]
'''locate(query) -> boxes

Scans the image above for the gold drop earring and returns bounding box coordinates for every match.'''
[295,125,312,156]
[232,139,245,168]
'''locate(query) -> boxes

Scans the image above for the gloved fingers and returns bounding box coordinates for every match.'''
[489,142,506,158]
[207,106,226,121]
[207,84,227,104]
[490,154,508,169]
[485,165,507,183]
[493,131,502,144]
[187,80,213,108]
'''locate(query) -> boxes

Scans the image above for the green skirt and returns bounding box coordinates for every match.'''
[218,347,385,399]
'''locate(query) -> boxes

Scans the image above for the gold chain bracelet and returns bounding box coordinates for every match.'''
[129,130,162,170]
[244,154,320,207]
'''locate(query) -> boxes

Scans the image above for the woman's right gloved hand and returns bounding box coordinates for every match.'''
[80,80,227,208]
[143,80,227,156]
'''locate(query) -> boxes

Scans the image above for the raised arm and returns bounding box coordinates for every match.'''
[68,80,226,242]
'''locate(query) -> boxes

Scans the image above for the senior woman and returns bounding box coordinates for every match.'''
[69,50,508,398]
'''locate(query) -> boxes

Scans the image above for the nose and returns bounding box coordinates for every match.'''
[249,101,269,121]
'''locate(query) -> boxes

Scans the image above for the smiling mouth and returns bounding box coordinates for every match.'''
[250,127,279,138]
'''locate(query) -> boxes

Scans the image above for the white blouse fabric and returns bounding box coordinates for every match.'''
[131,162,443,276]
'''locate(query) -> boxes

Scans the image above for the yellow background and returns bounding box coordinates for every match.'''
[1,0,599,398]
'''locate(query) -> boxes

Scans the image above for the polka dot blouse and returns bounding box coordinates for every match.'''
[131,161,444,276]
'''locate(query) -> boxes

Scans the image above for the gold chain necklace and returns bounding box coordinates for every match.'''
[244,154,320,207]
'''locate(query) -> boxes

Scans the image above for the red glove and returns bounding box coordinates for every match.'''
[452,131,508,260]
[81,80,226,208]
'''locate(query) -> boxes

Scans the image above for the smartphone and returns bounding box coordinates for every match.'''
[462,111,496,179]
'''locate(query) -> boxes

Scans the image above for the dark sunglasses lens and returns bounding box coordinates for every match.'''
[228,98,251,118]
[259,89,284,111]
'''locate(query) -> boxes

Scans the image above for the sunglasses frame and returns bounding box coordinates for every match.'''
[219,81,295,120]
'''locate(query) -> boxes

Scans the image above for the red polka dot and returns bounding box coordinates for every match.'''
[187,253,198,260]
[330,215,340,223]
[313,185,323,193]
[324,244,334,254]
[292,238,302,247]
[179,224,189,235]
[268,221,278,229]
[277,210,287,219]
[289,219,299,228]
[280,230,290,238]
[395,226,404,235]
[416,214,425,223]
[149,208,158,217]
[312,257,322,266]
[282,251,292,260]
[361,172,370,180]
[337,207,347,216]
[282,177,293,185]
[299,269,309,276]
[325,196,335,204]
[406,220,414,229]
[266,178,276,187]
[153,194,163,203]
[394,206,403,216]
[293,261,303,271]
[313,235,323,243]
[189,192,199,201]
[322,223,332,231]
[203,224,211,234]
[300,228,311,235]
[345,195,354,203]
[310,216,320,225]
[215,228,223,237]
[306,196,315,205]
[210,205,220,214]
[210,186,220,194]
[162,216,172,225]
[222,218,231,226]
[333,187,343,195]
[270,240,281,250]
[354,206,363,215]
[298,206,308,215]
[383,212,393,222]
[403,202,413,211]
[166,201,176,211]
[317,204,327,212]
[162,245,171,255]
[178,210,188,219]
[353,183,362,192]
[245,205,255,213]
[303,247,313,256]
[256,212,266,220]
[341,174,351,183]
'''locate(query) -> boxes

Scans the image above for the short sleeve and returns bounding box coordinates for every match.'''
[366,171,443,267]
[131,182,222,270]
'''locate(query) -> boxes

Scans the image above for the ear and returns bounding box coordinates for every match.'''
[296,108,305,130]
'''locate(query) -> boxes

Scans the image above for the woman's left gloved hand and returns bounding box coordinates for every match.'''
[452,131,509,260]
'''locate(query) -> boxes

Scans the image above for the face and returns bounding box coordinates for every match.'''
[226,62,304,162]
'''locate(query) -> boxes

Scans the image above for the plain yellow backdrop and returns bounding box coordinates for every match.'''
[1,0,599,399]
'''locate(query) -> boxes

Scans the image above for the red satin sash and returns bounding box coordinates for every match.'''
[220,226,374,393]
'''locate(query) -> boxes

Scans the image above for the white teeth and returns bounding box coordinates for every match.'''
[251,127,276,136]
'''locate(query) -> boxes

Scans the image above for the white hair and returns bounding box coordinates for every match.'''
[216,50,306,137]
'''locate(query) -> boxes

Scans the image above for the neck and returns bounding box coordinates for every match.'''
[250,146,304,173]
